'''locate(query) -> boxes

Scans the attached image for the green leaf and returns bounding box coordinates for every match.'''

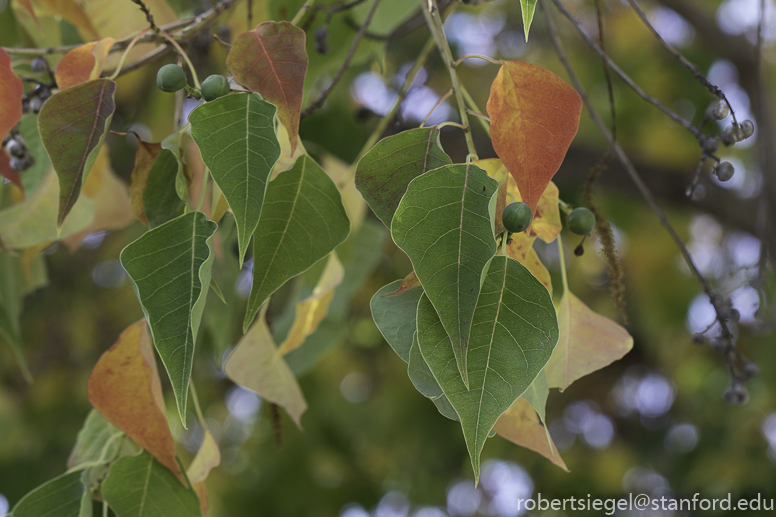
[120,211,217,425]
[10,470,92,517]
[189,92,281,267]
[520,0,538,42]
[37,78,116,226]
[407,332,459,422]
[67,409,126,469]
[102,452,202,517]
[370,279,423,363]
[391,163,498,388]
[18,114,51,195]
[522,370,549,423]
[416,255,559,483]
[244,155,350,332]
[355,127,451,228]
[142,149,185,228]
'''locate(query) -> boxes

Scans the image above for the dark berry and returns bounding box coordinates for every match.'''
[31,57,48,73]
[315,26,330,55]
[501,201,532,233]
[156,64,187,93]
[200,74,230,101]
[29,97,43,113]
[566,207,595,235]
[715,161,734,182]
[709,100,729,121]
[5,138,24,158]
[9,157,27,172]
[740,120,754,139]
[742,361,759,378]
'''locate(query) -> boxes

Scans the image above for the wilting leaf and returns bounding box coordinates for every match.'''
[190,92,281,266]
[55,38,115,90]
[493,397,568,471]
[120,212,217,424]
[227,21,308,154]
[487,61,582,213]
[128,137,163,226]
[187,429,220,484]
[355,127,451,228]
[142,149,185,228]
[225,306,307,427]
[370,279,422,363]
[277,253,344,356]
[87,320,187,484]
[38,78,116,226]
[0,169,94,249]
[0,48,23,143]
[391,163,498,387]
[10,469,92,517]
[519,0,539,41]
[545,290,633,391]
[244,155,350,331]
[102,452,202,517]
[416,255,558,483]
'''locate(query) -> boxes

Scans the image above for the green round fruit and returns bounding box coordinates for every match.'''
[502,202,533,233]
[566,207,595,235]
[156,64,187,93]
[201,75,230,101]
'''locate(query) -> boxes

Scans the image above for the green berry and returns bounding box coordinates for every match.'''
[156,64,187,93]
[201,74,230,101]
[566,207,595,235]
[502,202,532,233]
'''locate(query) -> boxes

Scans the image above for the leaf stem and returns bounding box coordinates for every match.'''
[159,30,200,89]
[459,82,490,133]
[189,378,208,429]
[420,89,452,127]
[108,29,150,80]
[453,54,502,67]
[291,0,317,25]
[418,0,478,159]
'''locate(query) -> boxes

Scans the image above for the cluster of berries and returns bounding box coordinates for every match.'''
[156,64,231,102]
[502,202,595,237]
[24,57,52,114]
[2,132,34,173]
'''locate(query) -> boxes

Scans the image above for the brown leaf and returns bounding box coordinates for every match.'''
[0,48,24,143]
[494,398,568,471]
[227,21,308,153]
[87,320,187,485]
[487,61,582,213]
[128,137,162,226]
[55,38,115,90]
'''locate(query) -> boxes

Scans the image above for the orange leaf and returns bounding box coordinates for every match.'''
[0,48,24,142]
[227,21,308,153]
[545,291,633,391]
[494,398,568,471]
[128,137,163,226]
[192,482,209,516]
[0,152,24,197]
[55,38,115,90]
[487,61,582,213]
[87,320,187,485]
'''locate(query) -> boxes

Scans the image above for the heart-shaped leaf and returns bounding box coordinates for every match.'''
[391,163,498,388]
[370,279,423,363]
[189,92,281,266]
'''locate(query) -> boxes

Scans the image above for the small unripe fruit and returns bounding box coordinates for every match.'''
[31,57,48,72]
[740,120,754,139]
[709,100,729,120]
[156,64,187,93]
[715,161,735,182]
[201,74,230,101]
[501,202,532,233]
[566,207,595,235]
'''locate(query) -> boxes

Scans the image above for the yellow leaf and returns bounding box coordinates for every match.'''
[277,253,344,356]
[187,429,220,484]
[545,290,633,391]
[225,306,307,428]
[506,232,552,296]
[321,154,367,232]
[474,158,509,235]
[36,0,99,40]
[494,398,568,471]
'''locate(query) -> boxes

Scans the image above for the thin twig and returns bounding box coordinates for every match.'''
[453,54,502,67]
[130,0,159,33]
[458,82,490,133]
[594,0,616,140]
[420,89,452,127]
[300,0,382,119]
[291,0,318,26]
[548,0,700,140]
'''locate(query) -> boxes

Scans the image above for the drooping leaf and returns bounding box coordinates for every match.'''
[370,279,422,363]
[355,127,451,228]
[416,255,559,483]
[142,149,186,228]
[487,61,582,213]
[102,452,202,517]
[0,169,95,249]
[545,290,633,391]
[244,155,350,331]
[120,212,217,424]
[493,397,568,471]
[277,252,344,355]
[225,306,307,428]
[391,163,498,387]
[0,48,23,142]
[87,320,187,484]
[187,429,220,484]
[38,78,116,226]
[55,38,115,90]
[10,470,92,517]
[227,21,308,154]
[189,92,280,266]
[519,0,539,42]
[129,138,163,226]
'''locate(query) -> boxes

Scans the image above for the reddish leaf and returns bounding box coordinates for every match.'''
[87,320,187,485]
[38,78,116,226]
[55,38,115,90]
[487,61,582,213]
[0,152,24,196]
[0,48,24,142]
[227,21,308,153]
[493,398,568,471]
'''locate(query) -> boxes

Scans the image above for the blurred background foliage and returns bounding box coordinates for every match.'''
[1,0,776,515]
